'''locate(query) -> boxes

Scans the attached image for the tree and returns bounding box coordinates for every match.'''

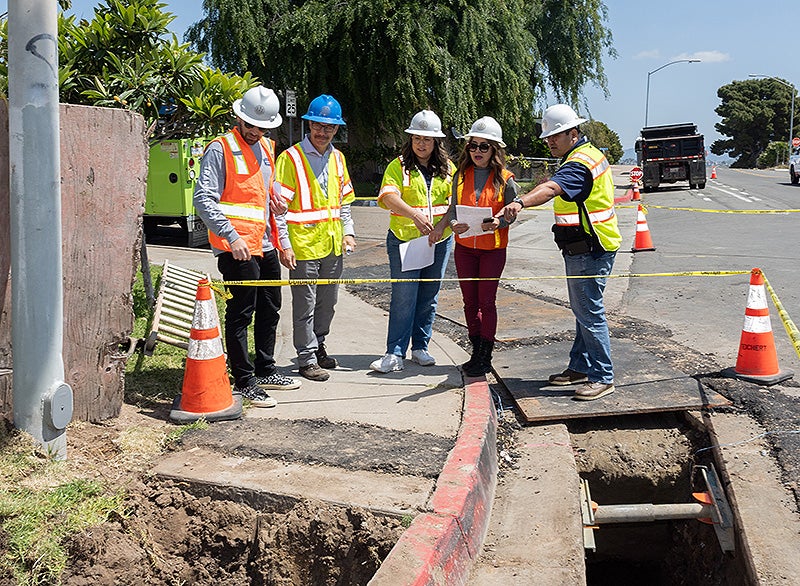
[186,0,615,149]
[712,78,795,168]
[757,141,788,169]
[581,120,622,164]
[0,0,256,141]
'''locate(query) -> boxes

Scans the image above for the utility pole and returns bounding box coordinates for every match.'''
[9,0,73,459]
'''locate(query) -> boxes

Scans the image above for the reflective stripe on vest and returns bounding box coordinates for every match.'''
[554,206,616,226]
[222,133,250,175]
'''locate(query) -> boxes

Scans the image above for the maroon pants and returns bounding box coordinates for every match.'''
[454,244,507,341]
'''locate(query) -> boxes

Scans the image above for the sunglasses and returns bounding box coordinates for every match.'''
[242,120,269,132]
[467,141,492,153]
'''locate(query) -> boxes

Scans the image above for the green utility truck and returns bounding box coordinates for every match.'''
[144,138,211,247]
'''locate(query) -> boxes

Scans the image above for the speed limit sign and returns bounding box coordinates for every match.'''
[792,137,800,148]
[285,89,297,118]
[630,166,643,182]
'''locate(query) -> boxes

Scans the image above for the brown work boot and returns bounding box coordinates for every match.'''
[299,363,330,382]
[315,343,338,369]
[573,382,615,401]
[548,368,589,386]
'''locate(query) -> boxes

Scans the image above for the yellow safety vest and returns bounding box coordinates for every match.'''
[275,144,355,261]
[378,156,455,242]
[552,142,621,252]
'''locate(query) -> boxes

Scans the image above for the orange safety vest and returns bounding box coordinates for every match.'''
[455,167,514,250]
[207,128,278,256]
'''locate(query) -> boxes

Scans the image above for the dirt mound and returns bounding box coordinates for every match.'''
[61,478,403,585]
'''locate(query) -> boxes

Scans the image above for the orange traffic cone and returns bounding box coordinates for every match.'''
[723,268,793,385]
[632,182,641,201]
[711,165,717,179]
[170,278,242,423]
[631,204,656,252]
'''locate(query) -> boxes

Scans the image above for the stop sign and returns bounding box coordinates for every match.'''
[792,137,800,148]
[630,166,643,182]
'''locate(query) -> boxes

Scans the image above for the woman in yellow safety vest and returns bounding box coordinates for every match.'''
[369,110,456,374]
[438,116,520,377]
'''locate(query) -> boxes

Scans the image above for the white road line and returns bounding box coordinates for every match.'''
[709,184,753,202]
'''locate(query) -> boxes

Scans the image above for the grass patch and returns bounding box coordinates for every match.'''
[0,422,126,586]
[163,419,209,447]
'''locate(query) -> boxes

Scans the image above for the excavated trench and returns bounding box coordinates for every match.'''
[568,412,748,586]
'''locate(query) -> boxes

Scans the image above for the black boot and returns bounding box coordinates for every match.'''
[463,337,493,377]
[461,336,482,374]
[477,338,494,375]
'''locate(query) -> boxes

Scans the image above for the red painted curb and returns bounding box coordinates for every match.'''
[370,378,498,585]
[614,188,633,204]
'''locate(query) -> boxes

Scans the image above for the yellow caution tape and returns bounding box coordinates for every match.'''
[215,269,751,288]
[617,204,800,214]
[762,274,800,361]
[215,268,800,361]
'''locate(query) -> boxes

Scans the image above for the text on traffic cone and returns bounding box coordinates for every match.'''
[631,204,656,252]
[734,269,780,376]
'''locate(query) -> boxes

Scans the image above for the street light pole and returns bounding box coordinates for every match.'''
[749,74,795,163]
[645,59,701,127]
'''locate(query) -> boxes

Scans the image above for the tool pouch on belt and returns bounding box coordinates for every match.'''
[553,224,593,255]
[551,200,601,256]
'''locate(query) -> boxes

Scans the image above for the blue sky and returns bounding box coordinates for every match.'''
[4,1,797,155]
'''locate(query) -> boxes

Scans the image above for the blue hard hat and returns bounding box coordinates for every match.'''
[302,94,346,125]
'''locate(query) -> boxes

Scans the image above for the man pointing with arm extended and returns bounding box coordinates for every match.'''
[499,104,621,401]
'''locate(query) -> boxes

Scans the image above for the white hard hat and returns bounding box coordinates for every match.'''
[464,116,506,148]
[405,110,446,137]
[233,86,282,129]
[539,104,586,138]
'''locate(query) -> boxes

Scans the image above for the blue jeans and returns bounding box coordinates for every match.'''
[563,249,616,384]
[385,231,452,356]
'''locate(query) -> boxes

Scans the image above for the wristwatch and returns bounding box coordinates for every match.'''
[512,196,525,209]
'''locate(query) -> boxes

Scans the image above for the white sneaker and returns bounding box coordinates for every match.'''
[370,354,404,373]
[411,349,436,366]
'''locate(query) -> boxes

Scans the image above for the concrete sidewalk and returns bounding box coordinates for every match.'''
[148,242,501,584]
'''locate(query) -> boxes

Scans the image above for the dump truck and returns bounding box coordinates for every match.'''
[144,137,211,247]
[634,123,706,192]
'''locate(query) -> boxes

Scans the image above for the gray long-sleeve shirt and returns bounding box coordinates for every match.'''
[193,138,292,256]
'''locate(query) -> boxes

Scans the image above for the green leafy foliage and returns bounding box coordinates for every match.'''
[757,141,788,169]
[0,0,256,141]
[187,0,615,149]
[712,78,796,168]
[581,119,623,164]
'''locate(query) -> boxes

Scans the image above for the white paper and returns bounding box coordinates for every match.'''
[455,205,495,238]
[399,235,435,271]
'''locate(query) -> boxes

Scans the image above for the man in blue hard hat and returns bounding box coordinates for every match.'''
[274,94,357,382]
